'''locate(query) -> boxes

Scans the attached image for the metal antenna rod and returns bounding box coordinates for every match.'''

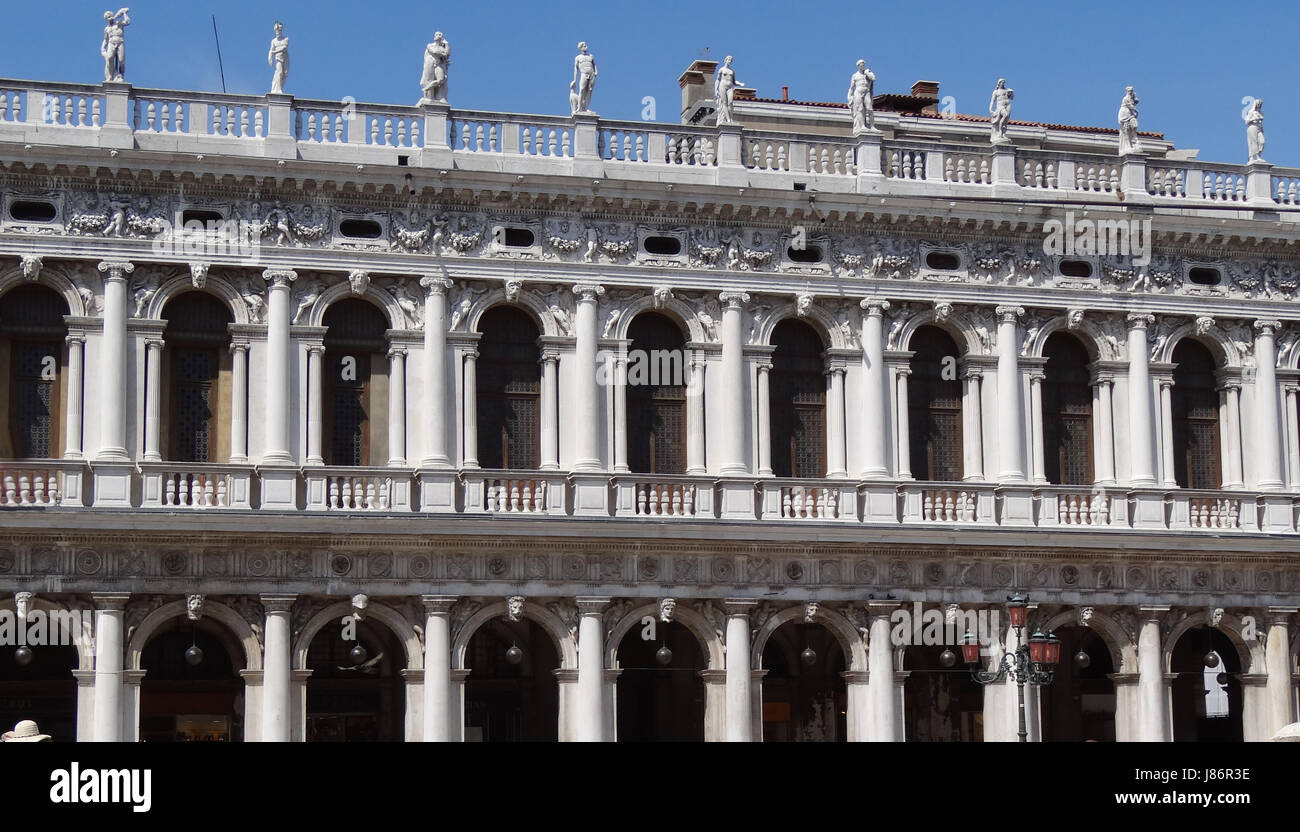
[211,14,227,94]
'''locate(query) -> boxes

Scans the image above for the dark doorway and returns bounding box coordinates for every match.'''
[760,622,846,741]
[139,622,242,742]
[306,620,405,741]
[903,645,984,741]
[0,640,77,741]
[464,618,559,741]
[1170,626,1243,742]
[1040,626,1116,741]
[616,620,705,741]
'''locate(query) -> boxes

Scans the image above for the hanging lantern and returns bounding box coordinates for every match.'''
[185,644,204,666]
[1074,649,1091,669]
[505,644,523,665]
[1203,651,1220,669]
[13,646,33,666]
[655,645,673,665]
[961,630,981,665]
[800,646,817,666]
[939,648,957,668]
[349,643,368,665]
[1005,594,1029,630]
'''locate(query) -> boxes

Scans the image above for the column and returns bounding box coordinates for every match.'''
[230,342,249,461]
[1221,381,1244,488]
[387,346,407,465]
[1029,370,1046,483]
[826,365,847,477]
[541,351,560,470]
[859,299,890,477]
[843,671,871,741]
[462,350,479,468]
[1158,379,1176,486]
[962,367,985,480]
[686,352,706,474]
[756,362,773,476]
[419,277,452,466]
[575,597,609,742]
[867,603,899,741]
[1136,607,1169,742]
[996,305,1026,481]
[1126,314,1157,485]
[1264,609,1298,736]
[895,368,912,479]
[1253,321,1286,489]
[261,594,295,742]
[1093,374,1116,484]
[95,260,133,461]
[262,269,296,464]
[572,283,604,471]
[63,334,85,458]
[612,350,628,473]
[305,344,324,465]
[422,596,456,742]
[142,338,164,461]
[719,291,751,475]
[724,600,756,742]
[1286,386,1300,488]
[92,592,129,742]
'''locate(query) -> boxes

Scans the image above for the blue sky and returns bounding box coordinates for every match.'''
[6,1,1299,165]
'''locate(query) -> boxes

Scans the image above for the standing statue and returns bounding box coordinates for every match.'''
[1118,86,1140,155]
[714,55,741,126]
[1245,98,1266,163]
[570,42,597,115]
[989,78,1014,144]
[268,21,290,94]
[847,59,876,133]
[100,8,130,82]
[420,32,451,104]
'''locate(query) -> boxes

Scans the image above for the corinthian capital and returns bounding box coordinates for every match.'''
[262,268,298,288]
[96,260,135,281]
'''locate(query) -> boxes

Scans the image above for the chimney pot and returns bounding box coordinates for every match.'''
[782,85,789,102]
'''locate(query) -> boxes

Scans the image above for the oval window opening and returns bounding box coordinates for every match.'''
[1059,259,1093,278]
[643,236,682,256]
[9,201,57,223]
[182,209,224,226]
[787,245,823,264]
[339,219,384,239]
[1188,267,1221,286]
[501,227,535,247]
[925,251,960,271]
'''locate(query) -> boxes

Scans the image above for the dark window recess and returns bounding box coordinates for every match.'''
[9,201,57,222]
[925,251,960,270]
[181,209,224,225]
[792,182,807,191]
[339,219,384,239]
[786,245,823,264]
[499,227,536,247]
[1059,259,1093,278]
[397,155,409,166]
[642,236,682,256]
[1188,267,1221,286]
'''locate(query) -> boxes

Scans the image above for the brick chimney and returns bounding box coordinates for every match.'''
[679,59,719,121]
[911,80,940,113]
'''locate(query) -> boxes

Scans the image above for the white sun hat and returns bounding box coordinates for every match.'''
[1270,722,1300,742]
[1,720,52,742]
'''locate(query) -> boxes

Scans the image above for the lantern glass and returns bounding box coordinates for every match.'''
[1043,632,1061,667]
[1028,631,1048,664]
[1006,595,1028,629]
[961,632,981,665]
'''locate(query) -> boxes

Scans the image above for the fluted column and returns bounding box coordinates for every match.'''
[541,351,561,470]
[1286,385,1300,488]
[826,365,847,477]
[387,346,407,465]
[867,603,899,741]
[419,276,452,467]
[756,362,773,476]
[1158,378,1176,487]
[1253,320,1285,489]
[570,283,604,471]
[63,334,85,458]
[230,342,249,461]
[142,338,164,461]
[961,366,985,480]
[1028,369,1046,483]
[1221,380,1245,488]
[1136,607,1170,742]
[719,291,750,475]
[575,597,609,742]
[1092,372,1116,484]
[895,368,912,479]
[95,260,133,461]
[305,344,324,465]
[859,299,890,478]
[261,594,296,742]
[262,269,296,464]
[996,305,1026,481]
[611,350,627,472]
[724,600,756,742]
[422,595,457,741]
[686,352,706,474]
[92,592,129,742]
[462,350,479,468]
[1126,314,1157,484]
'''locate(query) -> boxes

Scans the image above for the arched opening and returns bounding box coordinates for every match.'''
[1039,626,1115,741]
[476,306,541,470]
[161,292,233,462]
[322,299,390,466]
[1171,340,1221,489]
[139,621,242,741]
[0,640,77,741]
[903,645,983,741]
[1170,626,1243,742]
[908,326,963,481]
[770,319,826,478]
[305,618,405,741]
[0,285,69,459]
[760,621,846,741]
[464,618,559,741]
[616,620,704,741]
[627,312,687,474]
[1042,333,1094,485]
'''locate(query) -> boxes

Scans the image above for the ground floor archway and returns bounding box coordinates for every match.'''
[139,621,242,742]
[616,619,705,741]
[464,618,559,741]
[760,621,846,741]
[1170,626,1243,742]
[0,643,78,741]
[1040,625,1116,741]
[903,645,983,741]
[305,618,405,742]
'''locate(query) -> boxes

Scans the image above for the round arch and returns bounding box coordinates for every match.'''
[465,290,558,338]
[894,308,984,356]
[1162,610,1261,675]
[1039,608,1135,674]
[452,600,577,670]
[0,596,94,671]
[0,265,87,318]
[1278,334,1300,370]
[755,304,847,351]
[604,602,724,670]
[1025,317,1110,362]
[126,600,262,672]
[145,275,251,324]
[292,600,422,671]
[307,281,407,330]
[1154,324,1241,368]
[611,296,707,344]
[751,605,866,672]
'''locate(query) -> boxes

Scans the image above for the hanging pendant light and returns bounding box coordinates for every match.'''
[1203,651,1220,669]
[939,648,957,668]
[505,644,523,664]
[1074,649,1091,669]
[800,646,817,666]
[13,646,33,666]
[185,644,205,666]
[655,644,673,665]
[349,643,368,665]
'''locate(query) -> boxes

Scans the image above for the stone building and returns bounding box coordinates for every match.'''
[0,53,1297,742]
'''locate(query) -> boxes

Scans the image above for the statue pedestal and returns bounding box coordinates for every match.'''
[1119,152,1152,204]
[100,81,134,149]
[854,129,884,193]
[419,102,453,168]
[264,93,298,159]
[571,113,603,177]
[991,145,1018,197]
[1246,160,1276,209]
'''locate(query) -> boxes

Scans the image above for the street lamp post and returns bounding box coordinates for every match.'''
[961,594,1061,742]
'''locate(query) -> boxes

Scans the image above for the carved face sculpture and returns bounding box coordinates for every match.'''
[507,596,524,621]
[274,22,283,37]
[857,60,865,72]
[186,594,205,620]
[659,597,676,623]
